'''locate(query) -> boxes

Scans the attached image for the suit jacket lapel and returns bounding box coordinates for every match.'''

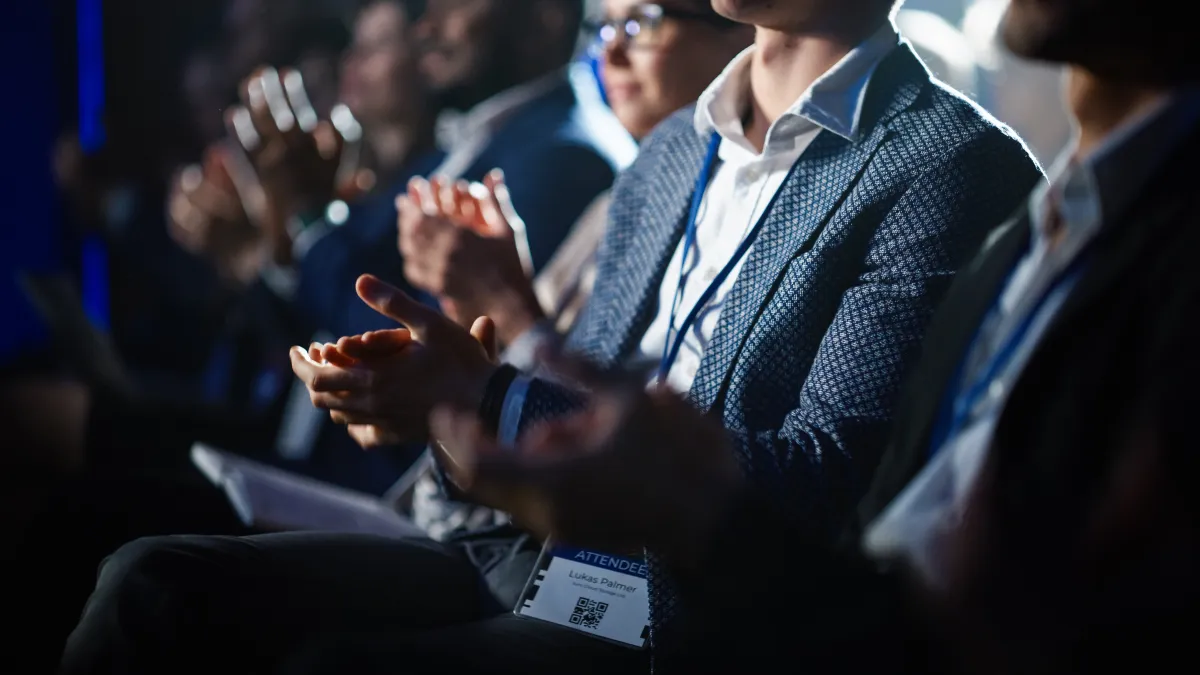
[686,44,929,412]
[596,129,709,365]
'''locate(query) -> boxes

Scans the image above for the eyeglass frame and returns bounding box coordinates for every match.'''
[583,3,738,54]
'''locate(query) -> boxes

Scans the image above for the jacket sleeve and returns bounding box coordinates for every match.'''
[713,132,1042,534]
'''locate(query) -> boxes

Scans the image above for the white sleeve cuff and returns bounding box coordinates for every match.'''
[498,374,532,446]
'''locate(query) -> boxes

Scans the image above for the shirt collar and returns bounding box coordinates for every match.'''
[693,20,900,155]
[1029,88,1200,243]
[436,70,567,152]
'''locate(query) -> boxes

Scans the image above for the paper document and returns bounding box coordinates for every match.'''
[191,443,426,539]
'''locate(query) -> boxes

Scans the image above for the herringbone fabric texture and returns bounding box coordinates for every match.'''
[515,43,1042,663]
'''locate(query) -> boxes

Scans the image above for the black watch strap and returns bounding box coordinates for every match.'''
[478,364,520,436]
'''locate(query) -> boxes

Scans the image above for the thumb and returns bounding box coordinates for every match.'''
[470,316,498,361]
[356,274,440,338]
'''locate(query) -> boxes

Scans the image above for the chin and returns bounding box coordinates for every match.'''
[709,0,772,24]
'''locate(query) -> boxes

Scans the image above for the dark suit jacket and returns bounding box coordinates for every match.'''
[461,42,1041,654]
[668,103,1200,675]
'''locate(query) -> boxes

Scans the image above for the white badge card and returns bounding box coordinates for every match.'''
[514,542,650,649]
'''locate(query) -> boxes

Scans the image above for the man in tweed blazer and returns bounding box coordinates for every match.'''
[59,3,1040,675]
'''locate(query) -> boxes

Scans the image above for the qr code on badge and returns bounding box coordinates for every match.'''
[569,597,608,630]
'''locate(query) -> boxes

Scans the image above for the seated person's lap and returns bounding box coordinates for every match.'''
[60,532,498,675]
[60,530,644,675]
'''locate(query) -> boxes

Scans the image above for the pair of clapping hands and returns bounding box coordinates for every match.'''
[289,274,744,561]
[395,171,548,345]
[169,66,369,280]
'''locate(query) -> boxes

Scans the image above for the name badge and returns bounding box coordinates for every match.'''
[514,542,650,649]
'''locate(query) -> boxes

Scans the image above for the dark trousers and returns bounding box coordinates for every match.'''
[5,469,251,675]
[58,529,649,675]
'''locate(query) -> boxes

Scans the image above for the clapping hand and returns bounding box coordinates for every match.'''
[167,145,261,285]
[289,274,500,447]
[397,170,545,343]
[227,66,373,264]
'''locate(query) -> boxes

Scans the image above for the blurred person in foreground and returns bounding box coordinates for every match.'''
[398,0,753,538]
[418,0,1200,671]
[60,0,1042,672]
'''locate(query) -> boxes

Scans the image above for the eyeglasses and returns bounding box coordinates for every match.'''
[585,3,737,53]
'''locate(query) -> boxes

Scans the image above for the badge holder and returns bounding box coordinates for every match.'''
[513,540,650,649]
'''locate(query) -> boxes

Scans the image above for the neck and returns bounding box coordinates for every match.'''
[1067,67,1170,159]
[744,20,882,152]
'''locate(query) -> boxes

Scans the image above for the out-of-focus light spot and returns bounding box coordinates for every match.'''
[326,200,350,226]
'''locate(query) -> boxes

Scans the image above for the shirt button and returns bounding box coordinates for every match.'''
[702,267,718,282]
[988,380,1005,401]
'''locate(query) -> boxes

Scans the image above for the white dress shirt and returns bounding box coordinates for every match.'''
[497,21,901,444]
[862,90,1200,586]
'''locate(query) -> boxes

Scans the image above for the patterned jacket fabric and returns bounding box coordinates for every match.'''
[511,42,1043,657]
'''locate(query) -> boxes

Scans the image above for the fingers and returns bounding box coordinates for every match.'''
[289,346,372,392]
[312,119,345,162]
[240,69,279,150]
[470,316,498,362]
[452,180,481,230]
[330,103,363,144]
[320,343,358,368]
[236,67,303,157]
[355,274,442,337]
[481,169,532,271]
[483,169,523,232]
[280,68,318,133]
[258,66,298,136]
[226,105,261,154]
[429,176,450,216]
[407,176,437,216]
[475,171,511,236]
[337,329,413,360]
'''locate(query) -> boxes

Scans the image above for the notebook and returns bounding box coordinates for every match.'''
[191,443,427,539]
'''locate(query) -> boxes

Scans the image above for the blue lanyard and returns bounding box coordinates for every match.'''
[927,243,1091,457]
[658,133,800,380]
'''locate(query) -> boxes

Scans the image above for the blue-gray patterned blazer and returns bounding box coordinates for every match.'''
[501,43,1041,652]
